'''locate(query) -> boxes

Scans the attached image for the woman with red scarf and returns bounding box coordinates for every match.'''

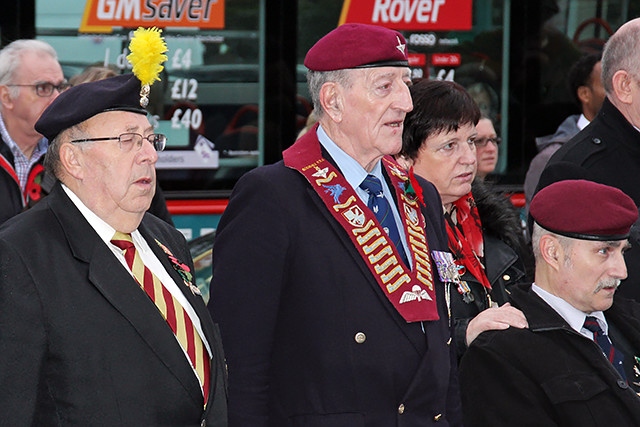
[400,79,533,360]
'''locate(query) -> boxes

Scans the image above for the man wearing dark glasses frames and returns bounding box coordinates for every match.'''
[0,71,227,425]
[0,39,66,224]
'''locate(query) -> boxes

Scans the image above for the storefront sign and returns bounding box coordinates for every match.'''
[407,52,426,66]
[431,53,460,66]
[80,0,225,33]
[339,0,472,31]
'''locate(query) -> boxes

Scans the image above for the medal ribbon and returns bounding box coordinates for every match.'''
[283,134,438,322]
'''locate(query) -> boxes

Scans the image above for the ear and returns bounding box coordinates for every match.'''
[539,234,563,271]
[611,70,633,104]
[59,142,84,180]
[576,85,591,105]
[0,85,14,110]
[319,82,344,123]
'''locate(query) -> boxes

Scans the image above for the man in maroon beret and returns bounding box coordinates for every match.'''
[211,23,463,426]
[459,180,640,426]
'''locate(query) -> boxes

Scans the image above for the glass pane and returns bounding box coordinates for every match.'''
[36,0,263,194]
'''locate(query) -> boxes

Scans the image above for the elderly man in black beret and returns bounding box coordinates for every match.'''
[460,180,640,426]
[0,71,228,425]
[210,23,462,426]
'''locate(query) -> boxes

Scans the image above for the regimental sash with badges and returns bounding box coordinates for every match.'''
[283,135,439,322]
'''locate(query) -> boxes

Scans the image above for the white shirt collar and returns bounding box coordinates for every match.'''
[316,124,389,205]
[316,124,371,191]
[532,283,608,337]
[60,184,146,248]
[576,114,590,131]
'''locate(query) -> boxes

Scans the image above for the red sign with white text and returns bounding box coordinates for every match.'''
[80,0,225,33]
[339,0,472,31]
[431,53,461,66]
[408,53,426,67]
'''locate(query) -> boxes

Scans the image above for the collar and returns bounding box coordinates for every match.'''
[60,184,144,250]
[601,98,640,149]
[0,113,47,160]
[317,124,370,195]
[576,113,590,131]
[532,283,608,337]
[317,124,390,205]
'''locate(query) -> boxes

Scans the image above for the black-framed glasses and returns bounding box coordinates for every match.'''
[7,81,72,97]
[473,136,501,147]
[70,132,167,152]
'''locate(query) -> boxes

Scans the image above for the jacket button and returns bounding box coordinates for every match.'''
[354,332,366,344]
[592,137,602,144]
[398,403,405,414]
[434,413,443,421]
[618,379,629,389]
[502,274,511,281]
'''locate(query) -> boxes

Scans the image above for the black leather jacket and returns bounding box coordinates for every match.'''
[450,180,533,359]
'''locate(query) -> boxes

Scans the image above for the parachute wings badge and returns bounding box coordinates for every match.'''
[399,285,432,304]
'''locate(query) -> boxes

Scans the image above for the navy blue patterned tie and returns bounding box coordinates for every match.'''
[360,174,408,266]
[583,316,626,380]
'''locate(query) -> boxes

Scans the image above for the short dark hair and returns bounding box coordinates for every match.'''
[402,79,480,160]
[567,53,601,106]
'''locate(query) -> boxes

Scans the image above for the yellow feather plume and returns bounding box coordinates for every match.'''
[127,27,168,87]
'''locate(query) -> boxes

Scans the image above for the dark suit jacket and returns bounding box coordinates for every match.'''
[460,283,640,427]
[209,134,462,427]
[0,183,227,426]
[546,98,640,301]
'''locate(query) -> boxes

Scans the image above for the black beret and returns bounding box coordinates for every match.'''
[530,179,638,241]
[35,74,147,141]
[304,23,409,72]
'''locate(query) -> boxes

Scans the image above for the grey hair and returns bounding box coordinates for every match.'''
[531,222,574,263]
[602,19,640,94]
[306,69,353,119]
[44,123,89,180]
[0,39,59,98]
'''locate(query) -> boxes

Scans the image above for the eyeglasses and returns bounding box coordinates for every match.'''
[473,137,501,147]
[70,132,167,152]
[7,81,72,97]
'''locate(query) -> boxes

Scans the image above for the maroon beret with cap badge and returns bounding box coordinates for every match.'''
[304,23,409,71]
[35,74,147,142]
[530,179,638,241]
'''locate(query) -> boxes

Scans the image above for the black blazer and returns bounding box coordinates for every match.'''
[210,133,462,427]
[460,284,640,426]
[0,183,227,426]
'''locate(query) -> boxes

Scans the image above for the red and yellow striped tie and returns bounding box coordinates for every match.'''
[111,231,210,404]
